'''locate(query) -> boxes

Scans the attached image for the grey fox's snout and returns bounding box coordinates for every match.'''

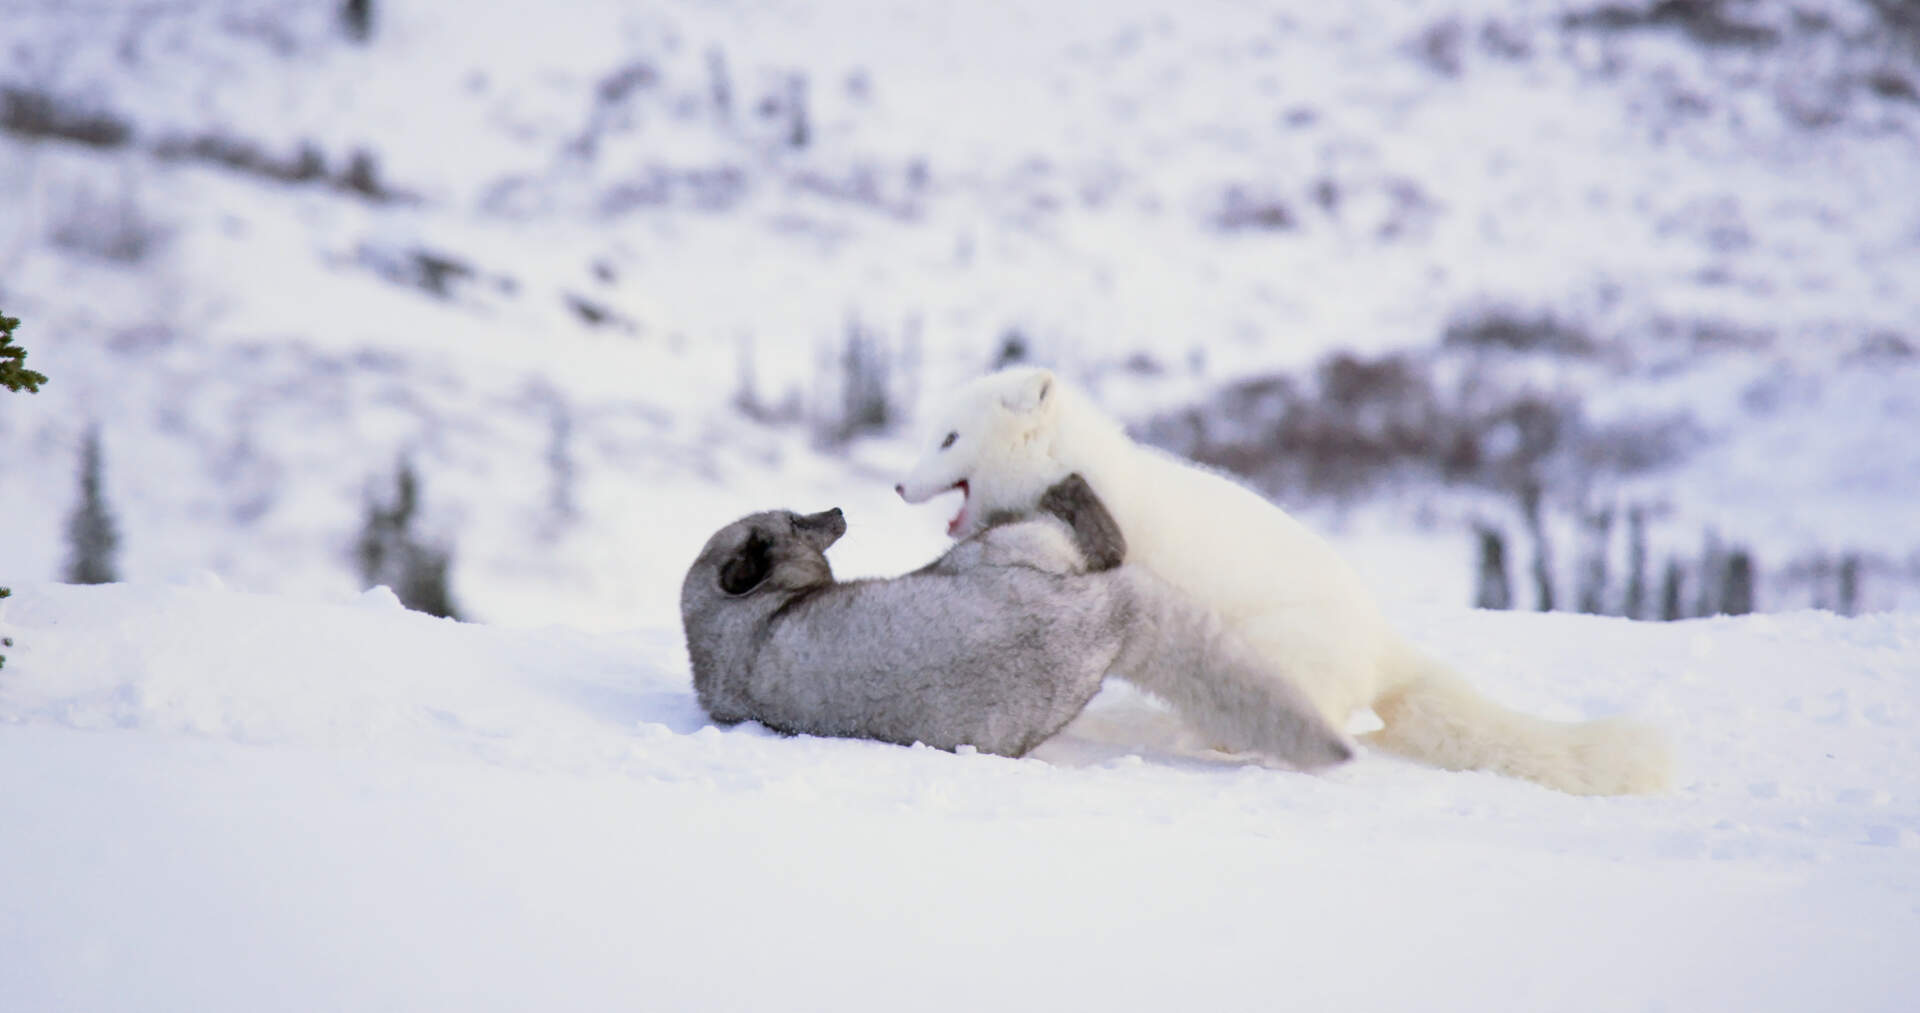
[796,508,846,549]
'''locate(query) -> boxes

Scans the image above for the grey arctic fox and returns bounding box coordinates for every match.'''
[680,474,1354,766]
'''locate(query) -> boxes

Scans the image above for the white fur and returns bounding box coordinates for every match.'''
[900,367,1674,796]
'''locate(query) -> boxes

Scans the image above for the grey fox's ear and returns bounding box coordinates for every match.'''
[998,368,1055,415]
[718,532,773,595]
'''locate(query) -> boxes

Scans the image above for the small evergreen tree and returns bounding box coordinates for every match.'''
[3,310,44,663]
[838,319,891,440]
[2,310,43,667]
[354,458,460,619]
[1660,558,1685,621]
[786,73,810,148]
[1622,506,1649,619]
[1693,532,1724,618]
[64,426,121,585]
[1575,505,1613,615]
[396,541,458,619]
[543,402,578,535]
[1472,523,1512,610]
[1721,549,1755,616]
[814,319,895,448]
[1520,481,1555,611]
[1837,554,1862,616]
[707,47,733,122]
[1,312,48,394]
[1809,554,1833,611]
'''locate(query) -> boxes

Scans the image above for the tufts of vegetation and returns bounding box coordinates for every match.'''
[830,319,892,444]
[341,0,374,44]
[1134,301,1792,618]
[5,88,401,200]
[0,86,132,149]
[810,317,912,450]
[47,179,168,264]
[355,244,476,300]
[154,132,407,203]
[1,313,48,393]
[564,292,639,334]
[1563,1,1781,50]
[1443,304,1599,356]
[991,330,1031,370]
[1141,308,1696,508]
[598,166,748,216]
[154,133,325,184]
[1412,18,1466,77]
[1213,184,1296,231]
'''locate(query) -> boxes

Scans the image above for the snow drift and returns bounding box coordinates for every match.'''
[2,580,1917,1011]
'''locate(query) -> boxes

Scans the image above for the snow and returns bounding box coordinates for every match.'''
[3,581,1918,1010]
[4,0,1920,624]
[4,0,1920,1005]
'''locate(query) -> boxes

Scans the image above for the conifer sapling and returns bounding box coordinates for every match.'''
[0,312,49,394]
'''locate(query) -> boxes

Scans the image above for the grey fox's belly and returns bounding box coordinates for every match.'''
[738,570,1127,756]
[762,570,1126,695]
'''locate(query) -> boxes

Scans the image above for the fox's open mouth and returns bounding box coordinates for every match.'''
[946,480,970,536]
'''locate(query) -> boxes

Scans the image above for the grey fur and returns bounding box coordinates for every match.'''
[680,475,1353,767]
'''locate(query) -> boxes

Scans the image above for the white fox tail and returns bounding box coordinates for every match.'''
[1365,642,1674,796]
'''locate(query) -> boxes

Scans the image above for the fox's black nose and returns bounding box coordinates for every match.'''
[894,484,906,499]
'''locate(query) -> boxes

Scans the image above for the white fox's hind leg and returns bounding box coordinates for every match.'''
[1225,607,1385,733]
[1108,572,1355,771]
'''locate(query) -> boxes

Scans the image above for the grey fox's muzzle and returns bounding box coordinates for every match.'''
[796,508,846,547]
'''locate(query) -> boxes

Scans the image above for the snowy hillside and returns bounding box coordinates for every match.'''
[4,4,1919,1003]
[3,580,1918,1010]
[3,0,1919,624]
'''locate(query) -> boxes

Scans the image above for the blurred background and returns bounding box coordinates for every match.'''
[1,0,1916,630]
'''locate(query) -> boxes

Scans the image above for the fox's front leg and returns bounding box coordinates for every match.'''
[1039,473,1126,572]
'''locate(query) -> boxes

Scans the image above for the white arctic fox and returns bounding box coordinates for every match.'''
[897,367,1673,795]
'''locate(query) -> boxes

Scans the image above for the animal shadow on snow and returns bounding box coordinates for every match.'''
[1031,684,1320,772]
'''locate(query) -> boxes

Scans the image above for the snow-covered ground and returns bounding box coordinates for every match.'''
[4,3,1919,1006]
[3,580,1917,1010]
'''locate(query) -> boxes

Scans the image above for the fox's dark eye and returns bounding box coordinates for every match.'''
[940,431,957,450]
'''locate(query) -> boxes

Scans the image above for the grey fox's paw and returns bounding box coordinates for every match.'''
[1041,474,1127,571]
[1040,473,1096,517]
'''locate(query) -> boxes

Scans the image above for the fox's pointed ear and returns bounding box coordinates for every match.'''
[718,532,773,595]
[998,369,1056,415]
